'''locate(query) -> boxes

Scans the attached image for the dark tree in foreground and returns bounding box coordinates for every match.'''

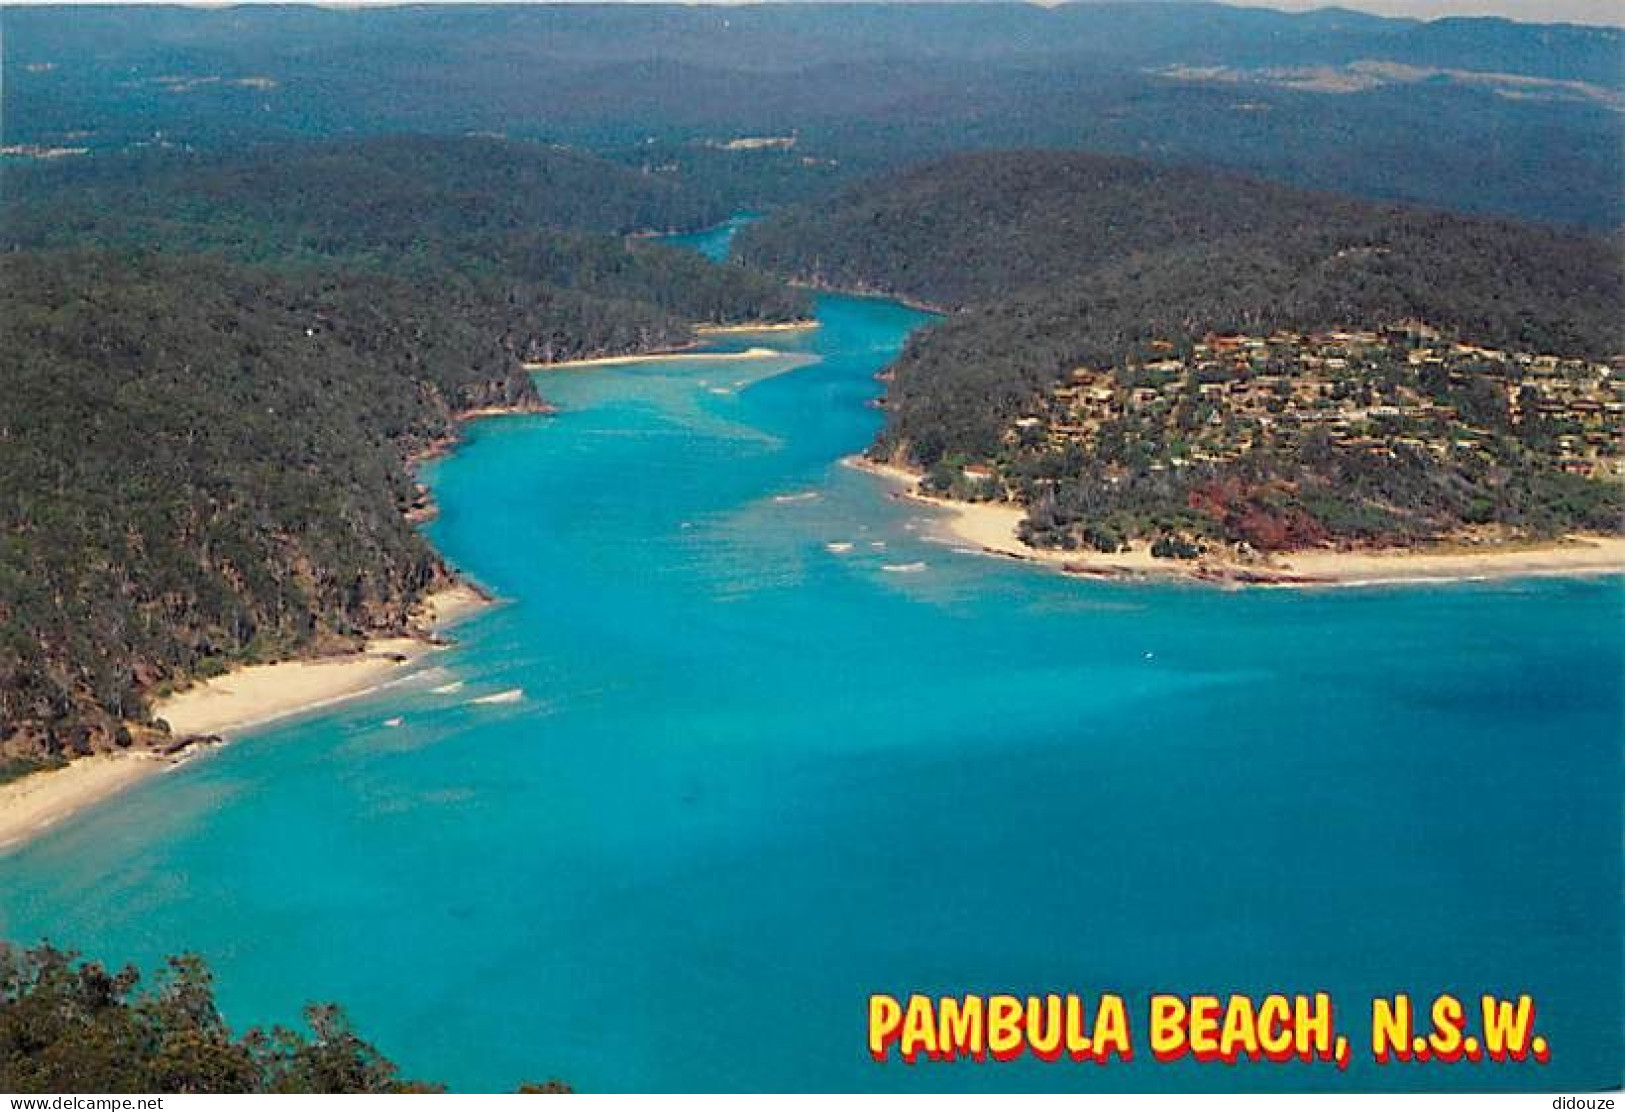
[0,942,438,1093]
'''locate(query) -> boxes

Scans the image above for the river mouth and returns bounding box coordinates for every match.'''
[0,241,1617,1093]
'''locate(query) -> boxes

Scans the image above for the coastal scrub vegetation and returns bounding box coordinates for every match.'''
[0,137,807,765]
[738,150,1624,555]
[0,943,432,1093]
[0,941,573,1093]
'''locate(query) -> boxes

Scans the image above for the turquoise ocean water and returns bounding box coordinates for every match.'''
[1,221,1619,1092]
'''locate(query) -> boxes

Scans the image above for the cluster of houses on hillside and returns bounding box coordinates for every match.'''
[1003,325,1624,481]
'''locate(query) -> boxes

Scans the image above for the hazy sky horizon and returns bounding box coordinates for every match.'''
[1235,1,1622,27]
[10,0,1622,30]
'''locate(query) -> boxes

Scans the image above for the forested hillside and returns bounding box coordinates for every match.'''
[0,138,806,766]
[739,151,1625,557]
[15,135,727,238]
[738,149,1622,327]
[3,137,807,329]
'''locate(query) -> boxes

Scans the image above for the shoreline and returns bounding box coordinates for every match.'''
[0,756,169,853]
[455,400,556,423]
[0,583,489,853]
[0,295,825,852]
[694,319,819,335]
[847,456,1625,588]
[154,582,487,739]
[2,318,802,851]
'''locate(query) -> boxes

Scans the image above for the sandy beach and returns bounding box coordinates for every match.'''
[156,582,486,738]
[1271,537,1625,585]
[853,457,1174,576]
[0,755,167,852]
[0,583,488,852]
[527,345,788,371]
[153,635,437,739]
[849,456,1625,587]
[693,319,819,335]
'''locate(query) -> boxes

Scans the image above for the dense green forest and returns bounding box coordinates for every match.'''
[739,150,1625,555]
[0,942,572,1092]
[0,138,806,767]
[4,4,1621,226]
